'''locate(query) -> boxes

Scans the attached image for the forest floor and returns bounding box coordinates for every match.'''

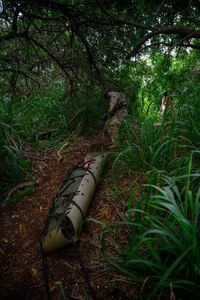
[0,132,143,300]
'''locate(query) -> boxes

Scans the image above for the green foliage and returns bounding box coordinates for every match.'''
[0,2,200,295]
[114,119,189,174]
[9,186,33,203]
[0,98,32,194]
[108,165,200,298]
[0,83,106,193]
[142,50,200,113]
[106,50,200,297]
[113,67,200,175]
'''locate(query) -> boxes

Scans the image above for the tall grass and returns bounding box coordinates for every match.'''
[113,119,193,175]
[113,89,200,175]
[0,86,106,202]
[106,86,200,298]
[0,86,104,195]
[108,155,200,298]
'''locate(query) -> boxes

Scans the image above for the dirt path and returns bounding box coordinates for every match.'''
[0,135,141,300]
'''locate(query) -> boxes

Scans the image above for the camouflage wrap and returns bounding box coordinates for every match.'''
[105,92,127,143]
[41,148,109,254]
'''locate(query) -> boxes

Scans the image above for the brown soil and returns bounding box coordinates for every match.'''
[0,134,142,300]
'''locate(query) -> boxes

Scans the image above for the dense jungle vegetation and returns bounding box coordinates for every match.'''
[0,0,200,299]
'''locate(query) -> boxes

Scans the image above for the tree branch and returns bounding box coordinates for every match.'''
[126,25,200,59]
[30,37,69,77]
[0,31,27,43]
[139,41,200,53]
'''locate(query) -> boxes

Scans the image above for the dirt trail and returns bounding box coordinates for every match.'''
[0,135,140,300]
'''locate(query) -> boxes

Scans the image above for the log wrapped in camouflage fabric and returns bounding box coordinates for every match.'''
[41,145,109,254]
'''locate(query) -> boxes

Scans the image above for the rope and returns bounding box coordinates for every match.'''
[71,238,97,300]
[40,235,97,300]
[39,241,52,300]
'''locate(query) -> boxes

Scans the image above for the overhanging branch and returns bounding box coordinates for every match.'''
[126,25,200,59]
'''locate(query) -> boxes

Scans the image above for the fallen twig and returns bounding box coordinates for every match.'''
[71,283,85,300]
[2,181,35,206]
[106,198,126,221]
[57,141,69,163]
